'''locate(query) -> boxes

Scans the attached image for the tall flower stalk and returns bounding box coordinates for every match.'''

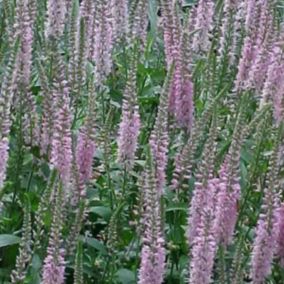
[189,185,216,284]
[38,58,53,156]
[129,0,149,46]
[149,64,174,195]
[111,0,128,44]
[160,0,175,67]
[192,0,215,54]
[250,125,282,284]
[171,92,222,192]
[218,0,238,59]
[50,47,73,186]
[246,0,274,92]
[117,56,140,170]
[234,0,261,92]
[10,203,32,283]
[213,106,245,246]
[46,0,66,39]
[188,113,218,243]
[42,182,66,284]
[167,3,195,130]
[276,203,284,267]
[188,114,219,283]
[93,0,113,87]
[0,38,20,189]
[75,82,96,199]
[138,148,165,284]
[80,0,95,59]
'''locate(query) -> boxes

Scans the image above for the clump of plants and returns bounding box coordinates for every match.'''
[0,0,284,283]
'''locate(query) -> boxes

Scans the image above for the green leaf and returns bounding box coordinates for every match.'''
[88,206,112,221]
[166,204,187,212]
[110,100,121,109]
[115,268,136,284]
[26,254,42,284]
[134,160,146,167]
[0,234,20,247]
[84,237,107,255]
[31,254,42,271]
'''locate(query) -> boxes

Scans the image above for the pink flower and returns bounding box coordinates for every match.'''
[111,0,128,43]
[276,203,284,267]
[235,0,261,92]
[246,1,274,91]
[160,0,175,67]
[218,0,238,58]
[50,76,73,185]
[117,62,140,170]
[75,129,96,197]
[130,0,149,46]
[213,160,240,246]
[229,1,246,65]
[234,36,255,92]
[192,0,215,53]
[117,106,140,170]
[261,46,284,123]
[139,238,165,284]
[176,79,194,130]
[188,177,218,244]
[80,0,95,59]
[93,0,113,86]
[0,40,19,188]
[46,0,66,38]
[251,187,279,283]
[42,249,65,284]
[42,184,65,284]
[169,62,182,114]
[189,182,216,284]
[138,152,165,284]
[0,138,9,188]
[149,66,174,195]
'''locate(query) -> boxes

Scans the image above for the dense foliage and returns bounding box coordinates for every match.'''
[1,0,284,283]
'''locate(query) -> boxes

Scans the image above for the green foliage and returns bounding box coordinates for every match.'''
[0,234,20,248]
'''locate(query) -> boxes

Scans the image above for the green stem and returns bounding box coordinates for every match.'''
[218,245,227,284]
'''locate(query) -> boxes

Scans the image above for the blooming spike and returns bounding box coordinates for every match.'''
[130,0,149,46]
[251,126,282,283]
[138,148,165,284]
[80,0,95,58]
[189,185,216,284]
[75,88,96,198]
[46,0,66,37]
[213,106,245,245]
[117,58,140,170]
[160,0,175,67]
[150,64,174,195]
[0,38,20,189]
[188,113,218,243]
[111,0,128,44]
[247,0,274,92]
[234,0,261,92]
[192,0,215,54]
[50,49,73,186]
[276,203,284,267]
[46,0,66,38]
[93,0,113,87]
[10,204,32,283]
[218,0,238,59]
[42,183,66,284]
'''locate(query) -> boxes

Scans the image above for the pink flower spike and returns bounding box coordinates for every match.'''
[117,106,141,170]
[276,203,284,267]
[75,129,96,197]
